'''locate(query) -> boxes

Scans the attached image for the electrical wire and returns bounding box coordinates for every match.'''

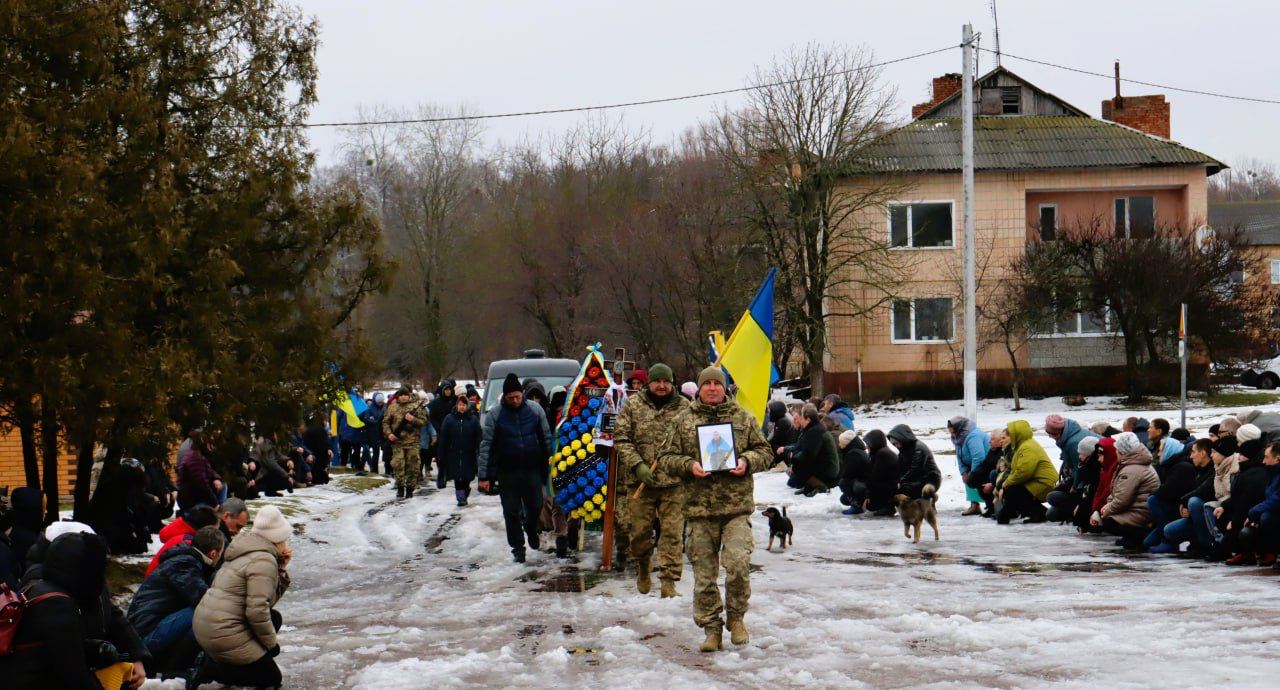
[979,47,1280,105]
[285,45,958,129]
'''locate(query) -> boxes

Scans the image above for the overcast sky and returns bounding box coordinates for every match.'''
[301,0,1279,171]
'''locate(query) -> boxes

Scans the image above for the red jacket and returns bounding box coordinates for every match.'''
[1092,437,1120,513]
[158,517,196,544]
[145,532,194,577]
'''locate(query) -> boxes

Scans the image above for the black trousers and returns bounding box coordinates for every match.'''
[1102,517,1149,544]
[497,469,545,555]
[1046,490,1079,523]
[996,484,1047,524]
[339,439,356,467]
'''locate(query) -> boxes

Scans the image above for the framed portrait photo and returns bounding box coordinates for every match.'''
[696,422,738,473]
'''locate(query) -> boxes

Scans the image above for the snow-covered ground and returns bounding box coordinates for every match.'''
[181,395,1280,689]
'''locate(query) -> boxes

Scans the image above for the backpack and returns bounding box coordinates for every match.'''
[0,582,70,656]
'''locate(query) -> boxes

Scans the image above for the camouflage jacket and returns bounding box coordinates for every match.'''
[382,398,427,447]
[615,390,688,490]
[656,398,772,519]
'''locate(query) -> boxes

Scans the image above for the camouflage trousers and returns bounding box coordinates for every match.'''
[390,445,420,491]
[628,484,685,582]
[612,483,632,560]
[686,514,753,630]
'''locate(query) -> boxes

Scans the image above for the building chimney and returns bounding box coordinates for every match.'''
[1101,60,1170,138]
[911,73,964,118]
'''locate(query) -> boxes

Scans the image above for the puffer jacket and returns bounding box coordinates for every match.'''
[193,531,289,665]
[127,543,215,639]
[864,430,900,509]
[1055,419,1098,485]
[438,407,481,484]
[615,389,688,489]
[784,424,840,487]
[657,398,773,519]
[1101,444,1161,528]
[1005,420,1059,502]
[826,402,855,431]
[887,425,942,495]
[478,399,551,479]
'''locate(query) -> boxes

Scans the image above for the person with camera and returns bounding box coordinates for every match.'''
[5,527,150,689]
[192,504,293,688]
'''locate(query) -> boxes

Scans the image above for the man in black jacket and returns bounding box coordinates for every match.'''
[887,424,942,500]
[837,431,871,515]
[1154,438,1216,554]
[127,526,224,675]
[4,530,150,689]
[1221,425,1271,564]
[478,374,552,563]
[766,401,796,465]
[863,430,901,516]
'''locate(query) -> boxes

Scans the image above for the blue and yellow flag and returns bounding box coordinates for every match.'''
[332,389,368,429]
[717,268,776,425]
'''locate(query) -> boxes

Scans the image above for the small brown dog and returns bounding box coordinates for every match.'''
[894,484,939,543]
[761,506,793,550]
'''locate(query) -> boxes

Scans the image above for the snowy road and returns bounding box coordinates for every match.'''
[266,397,1280,689]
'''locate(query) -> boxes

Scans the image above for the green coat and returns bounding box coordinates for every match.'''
[615,390,688,489]
[1004,420,1058,501]
[657,398,773,519]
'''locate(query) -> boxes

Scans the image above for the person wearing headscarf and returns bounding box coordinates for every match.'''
[997,421,1058,524]
[1048,436,1102,527]
[1093,432,1161,549]
[948,416,989,517]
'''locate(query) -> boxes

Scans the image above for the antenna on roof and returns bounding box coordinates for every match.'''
[989,0,1002,66]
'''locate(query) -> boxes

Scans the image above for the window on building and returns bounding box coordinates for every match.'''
[1271,258,1280,284]
[1038,204,1057,241]
[889,202,953,248]
[1114,196,1156,239]
[1040,292,1114,337]
[980,88,1002,115]
[1001,87,1021,114]
[891,298,954,342]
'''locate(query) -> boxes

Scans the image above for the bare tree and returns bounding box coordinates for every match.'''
[713,43,912,396]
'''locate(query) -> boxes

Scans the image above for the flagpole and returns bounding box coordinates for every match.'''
[1180,303,1187,430]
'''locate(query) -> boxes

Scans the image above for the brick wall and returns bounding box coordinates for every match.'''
[1102,95,1170,139]
[911,73,963,119]
[0,429,78,496]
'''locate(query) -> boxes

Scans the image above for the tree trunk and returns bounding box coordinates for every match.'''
[39,398,59,525]
[1004,340,1023,411]
[72,410,99,522]
[1124,339,1143,404]
[17,398,40,488]
[804,331,825,399]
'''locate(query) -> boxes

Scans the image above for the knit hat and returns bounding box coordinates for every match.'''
[1219,417,1241,435]
[1237,423,1262,443]
[697,367,726,388]
[838,429,857,448]
[502,373,521,395]
[647,363,673,383]
[252,504,292,544]
[1113,431,1141,456]
[395,386,411,397]
[628,369,649,386]
[680,382,697,398]
[1213,436,1238,457]
[1078,436,1100,456]
[1045,414,1067,435]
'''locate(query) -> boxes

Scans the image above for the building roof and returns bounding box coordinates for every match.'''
[915,65,1090,120]
[1208,200,1280,246]
[852,116,1225,175]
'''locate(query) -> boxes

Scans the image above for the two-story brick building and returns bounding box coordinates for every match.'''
[826,66,1224,399]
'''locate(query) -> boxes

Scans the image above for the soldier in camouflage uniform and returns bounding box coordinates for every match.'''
[615,363,688,598]
[382,387,427,498]
[658,367,772,652]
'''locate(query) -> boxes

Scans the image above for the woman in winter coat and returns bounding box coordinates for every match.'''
[837,430,871,515]
[192,505,293,689]
[1094,432,1161,548]
[997,420,1058,524]
[821,394,855,431]
[178,436,223,513]
[886,424,941,500]
[438,395,482,507]
[948,416,990,517]
[766,401,797,464]
[1044,415,1098,490]
[863,429,900,516]
[1048,437,1101,526]
[777,404,840,497]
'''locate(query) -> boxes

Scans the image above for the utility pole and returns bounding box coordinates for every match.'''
[962,24,978,423]
[1179,303,1188,429]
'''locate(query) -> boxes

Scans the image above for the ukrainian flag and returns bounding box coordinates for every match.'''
[333,389,368,429]
[718,268,776,425]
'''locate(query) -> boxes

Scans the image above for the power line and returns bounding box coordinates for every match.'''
[288,45,957,129]
[980,47,1280,105]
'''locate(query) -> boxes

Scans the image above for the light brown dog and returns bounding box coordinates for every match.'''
[894,484,939,543]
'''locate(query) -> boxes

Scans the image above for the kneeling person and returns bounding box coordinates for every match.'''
[616,363,688,597]
[658,367,772,653]
[127,525,225,675]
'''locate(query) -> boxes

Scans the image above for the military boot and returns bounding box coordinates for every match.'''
[396,486,405,499]
[659,579,677,598]
[727,617,749,646]
[699,626,723,653]
[636,556,652,594]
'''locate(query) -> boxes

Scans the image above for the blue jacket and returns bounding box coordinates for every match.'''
[126,543,215,640]
[359,403,385,445]
[827,403,855,431]
[1247,464,1280,523]
[419,418,438,450]
[478,401,551,479]
[955,428,991,475]
[1055,420,1098,484]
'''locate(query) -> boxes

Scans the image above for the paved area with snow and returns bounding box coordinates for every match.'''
[246,397,1280,688]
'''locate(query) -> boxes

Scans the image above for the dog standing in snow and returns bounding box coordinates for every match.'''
[894,484,939,543]
[761,506,793,550]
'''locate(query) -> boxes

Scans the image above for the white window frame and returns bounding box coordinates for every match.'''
[1114,195,1157,239]
[1038,203,1058,241]
[1271,258,1280,285]
[887,200,955,250]
[1030,300,1117,339]
[890,297,956,344]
